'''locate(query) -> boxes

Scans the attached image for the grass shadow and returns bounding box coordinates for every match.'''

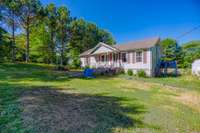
[0,81,147,133]
[18,87,146,133]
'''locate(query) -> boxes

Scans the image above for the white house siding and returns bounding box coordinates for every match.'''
[121,50,152,76]
[192,59,200,76]
[80,45,160,77]
[93,45,113,54]
[90,56,97,68]
[80,58,86,67]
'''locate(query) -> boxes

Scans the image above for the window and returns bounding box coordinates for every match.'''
[136,51,142,62]
[122,53,127,62]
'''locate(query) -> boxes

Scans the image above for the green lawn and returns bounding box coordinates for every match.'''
[0,63,200,133]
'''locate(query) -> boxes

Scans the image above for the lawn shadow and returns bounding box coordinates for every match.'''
[0,63,72,82]
[18,87,146,133]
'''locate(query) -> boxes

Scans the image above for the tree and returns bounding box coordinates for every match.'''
[18,0,41,62]
[2,0,20,62]
[160,38,180,61]
[0,26,11,62]
[181,41,200,68]
[45,3,57,64]
[68,19,115,68]
[57,6,70,65]
[98,29,116,45]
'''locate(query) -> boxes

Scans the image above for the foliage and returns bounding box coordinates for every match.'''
[127,69,133,76]
[0,0,115,65]
[181,41,200,68]
[137,70,146,77]
[56,65,69,71]
[44,3,57,64]
[68,19,115,68]
[1,0,21,62]
[0,27,11,62]
[160,38,181,61]
[57,6,70,65]
[18,0,42,62]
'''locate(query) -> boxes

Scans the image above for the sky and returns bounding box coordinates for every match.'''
[41,0,200,44]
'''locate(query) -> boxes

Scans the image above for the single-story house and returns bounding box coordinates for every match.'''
[192,59,200,77]
[80,37,161,77]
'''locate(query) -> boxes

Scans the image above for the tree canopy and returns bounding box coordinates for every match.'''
[0,0,115,67]
[160,38,179,61]
[181,41,200,68]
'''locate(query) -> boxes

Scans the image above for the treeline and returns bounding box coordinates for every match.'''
[0,0,115,67]
[160,38,200,68]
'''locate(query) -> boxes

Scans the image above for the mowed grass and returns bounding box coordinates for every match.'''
[0,63,200,133]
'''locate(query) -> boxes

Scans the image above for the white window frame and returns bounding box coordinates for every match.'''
[135,51,143,63]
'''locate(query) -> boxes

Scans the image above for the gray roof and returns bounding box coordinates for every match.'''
[114,37,160,51]
[79,48,94,57]
[80,37,160,56]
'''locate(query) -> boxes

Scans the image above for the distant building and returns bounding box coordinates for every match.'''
[192,59,200,76]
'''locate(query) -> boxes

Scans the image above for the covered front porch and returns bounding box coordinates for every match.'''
[92,52,122,68]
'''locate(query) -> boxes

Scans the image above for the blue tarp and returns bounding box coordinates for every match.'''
[83,68,95,78]
[160,61,177,68]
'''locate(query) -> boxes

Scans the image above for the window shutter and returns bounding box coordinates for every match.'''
[143,50,147,64]
[132,52,135,64]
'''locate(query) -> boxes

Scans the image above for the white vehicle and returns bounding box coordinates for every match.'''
[192,59,200,77]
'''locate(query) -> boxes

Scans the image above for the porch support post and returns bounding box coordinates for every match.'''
[111,53,114,67]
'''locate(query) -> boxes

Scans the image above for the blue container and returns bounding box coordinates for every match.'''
[83,68,95,78]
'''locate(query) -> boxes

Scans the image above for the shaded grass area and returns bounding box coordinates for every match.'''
[0,63,200,133]
[19,87,145,133]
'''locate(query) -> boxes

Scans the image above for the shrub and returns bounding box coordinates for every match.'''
[84,65,90,69]
[127,69,133,76]
[118,68,125,74]
[137,70,146,77]
[71,59,81,69]
[56,65,69,71]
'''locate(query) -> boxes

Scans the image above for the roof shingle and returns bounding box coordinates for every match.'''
[80,37,160,56]
[114,37,160,51]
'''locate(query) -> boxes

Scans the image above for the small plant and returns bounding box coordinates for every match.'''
[84,65,90,69]
[119,68,125,74]
[137,70,146,77]
[127,69,133,76]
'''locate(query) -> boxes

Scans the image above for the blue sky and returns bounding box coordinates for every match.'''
[41,0,200,44]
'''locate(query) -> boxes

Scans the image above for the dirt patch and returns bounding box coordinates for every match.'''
[18,88,144,133]
[175,92,200,112]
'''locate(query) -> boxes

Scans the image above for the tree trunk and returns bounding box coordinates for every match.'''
[25,21,30,63]
[60,23,65,66]
[11,14,16,62]
[50,30,54,64]
[60,31,64,66]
